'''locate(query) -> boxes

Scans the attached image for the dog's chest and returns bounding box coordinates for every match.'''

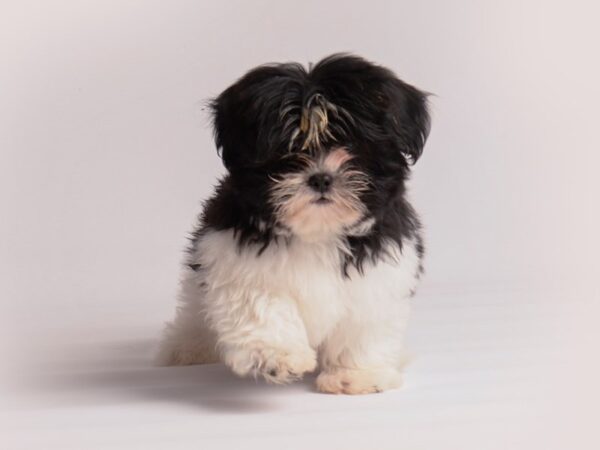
[200,232,348,345]
[261,237,420,347]
[197,230,417,348]
[270,240,349,346]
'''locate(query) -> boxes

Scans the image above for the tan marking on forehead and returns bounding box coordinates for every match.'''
[323,148,353,172]
[300,111,309,133]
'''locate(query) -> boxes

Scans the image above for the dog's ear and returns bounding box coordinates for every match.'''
[210,65,303,171]
[382,79,430,165]
[313,54,430,165]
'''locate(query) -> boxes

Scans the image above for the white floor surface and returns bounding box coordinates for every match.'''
[2,285,593,450]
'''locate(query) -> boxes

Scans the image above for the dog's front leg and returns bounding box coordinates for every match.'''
[317,297,411,394]
[205,287,317,384]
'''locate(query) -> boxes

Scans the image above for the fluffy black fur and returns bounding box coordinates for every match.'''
[189,54,430,275]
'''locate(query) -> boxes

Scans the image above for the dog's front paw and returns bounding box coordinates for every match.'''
[316,367,402,395]
[223,344,317,384]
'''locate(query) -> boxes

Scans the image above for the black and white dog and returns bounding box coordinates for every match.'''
[158,54,430,394]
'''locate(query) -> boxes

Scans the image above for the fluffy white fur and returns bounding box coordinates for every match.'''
[158,229,421,395]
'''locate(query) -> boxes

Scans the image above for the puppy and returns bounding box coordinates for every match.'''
[158,54,430,394]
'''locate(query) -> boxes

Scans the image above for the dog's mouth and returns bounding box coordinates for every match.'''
[311,196,333,205]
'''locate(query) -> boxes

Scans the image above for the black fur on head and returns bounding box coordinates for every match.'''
[192,54,430,275]
[211,53,429,170]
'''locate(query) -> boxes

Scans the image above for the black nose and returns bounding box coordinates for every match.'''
[307,173,333,193]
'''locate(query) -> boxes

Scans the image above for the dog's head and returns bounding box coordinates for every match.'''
[210,54,430,242]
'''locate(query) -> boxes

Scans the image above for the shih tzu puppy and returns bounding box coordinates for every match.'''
[158,54,430,394]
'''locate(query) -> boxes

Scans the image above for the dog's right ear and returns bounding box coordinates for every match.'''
[210,65,303,171]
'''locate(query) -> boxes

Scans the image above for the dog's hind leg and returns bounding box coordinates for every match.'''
[156,271,219,366]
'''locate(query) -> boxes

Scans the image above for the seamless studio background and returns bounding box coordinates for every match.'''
[1,1,598,449]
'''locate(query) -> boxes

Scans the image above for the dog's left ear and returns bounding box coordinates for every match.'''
[382,80,431,165]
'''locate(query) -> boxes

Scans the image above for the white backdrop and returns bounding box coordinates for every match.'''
[1,1,599,449]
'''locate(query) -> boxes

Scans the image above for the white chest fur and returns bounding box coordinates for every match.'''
[193,229,421,348]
